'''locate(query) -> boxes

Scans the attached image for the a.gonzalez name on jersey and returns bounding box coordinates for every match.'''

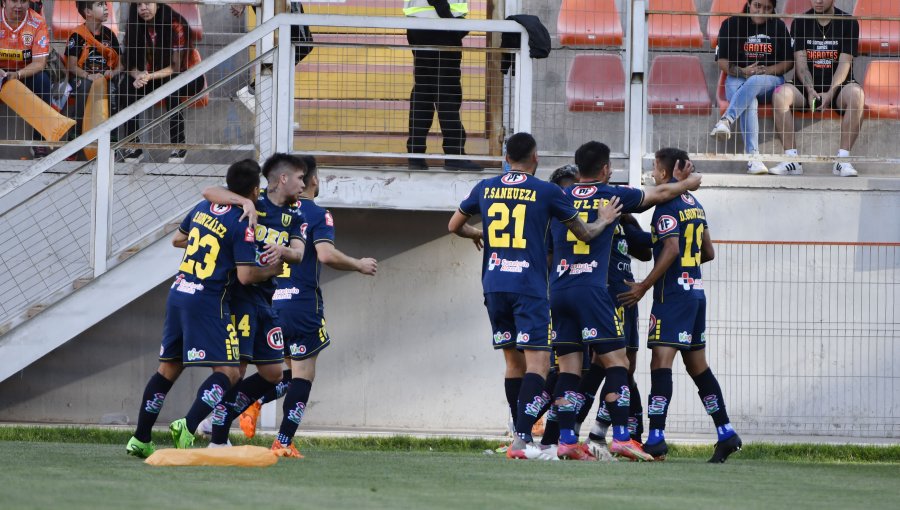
[191,207,231,238]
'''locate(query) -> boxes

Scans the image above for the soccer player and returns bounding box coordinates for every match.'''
[125,159,283,458]
[264,155,379,457]
[618,148,743,463]
[548,141,700,461]
[199,154,307,449]
[448,132,622,460]
[770,0,864,177]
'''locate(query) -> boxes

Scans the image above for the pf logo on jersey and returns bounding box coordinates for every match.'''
[501,173,528,185]
[656,215,678,234]
[572,186,597,198]
[266,328,284,350]
[681,193,696,205]
[210,203,231,215]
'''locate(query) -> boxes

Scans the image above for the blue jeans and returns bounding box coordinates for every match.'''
[724,74,784,155]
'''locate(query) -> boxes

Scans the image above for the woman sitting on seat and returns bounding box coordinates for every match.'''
[710,0,793,175]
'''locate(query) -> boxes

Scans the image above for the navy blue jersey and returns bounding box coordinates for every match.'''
[458,171,578,298]
[650,188,708,301]
[550,182,643,291]
[608,221,652,297]
[273,197,335,305]
[171,201,257,314]
[231,189,305,305]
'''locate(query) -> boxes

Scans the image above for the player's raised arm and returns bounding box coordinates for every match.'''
[639,165,701,209]
[202,185,258,227]
[617,235,679,307]
[315,242,377,275]
[171,230,188,248]
[448,210,484,251]
[565,196,622,242]
[700,227,715,263]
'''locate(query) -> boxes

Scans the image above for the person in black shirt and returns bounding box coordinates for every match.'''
[770,0,864,177]
[709,0,793,175]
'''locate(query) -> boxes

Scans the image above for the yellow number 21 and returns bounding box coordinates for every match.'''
[487,203,527,249]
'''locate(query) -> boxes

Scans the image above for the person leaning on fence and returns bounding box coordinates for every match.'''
[0,0,53,159]
[121,2,205,164]
[709,0,793,175]
[770,0,864,177]
[64,1,122,141]
[404,0,482,171]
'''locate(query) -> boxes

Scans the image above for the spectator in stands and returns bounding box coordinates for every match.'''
[0,0,53,159]
[771,0,864,177]
[121,2,204,163]
[64,1,122,140]
[710,0,793,175]
[404,0,482,171]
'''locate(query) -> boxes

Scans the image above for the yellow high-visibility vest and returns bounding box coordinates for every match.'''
[403,0,468,18]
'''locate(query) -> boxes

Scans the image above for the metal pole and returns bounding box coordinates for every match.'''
[91,132,113,276]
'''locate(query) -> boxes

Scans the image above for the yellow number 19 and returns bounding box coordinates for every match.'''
[681,223,705,267]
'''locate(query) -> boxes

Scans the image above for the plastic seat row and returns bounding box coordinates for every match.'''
[559,0,900,55]
[567,54,900,119]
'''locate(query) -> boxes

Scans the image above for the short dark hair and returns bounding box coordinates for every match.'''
[300,155,317,187]
[654,147,691,177]
[76,1,103,18]
[505,132,537,163]
[226,159,261,197]
[574,141,610,178]
[549,164,578,186]
[262,153,306,180]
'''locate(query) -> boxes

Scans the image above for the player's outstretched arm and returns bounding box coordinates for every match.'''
[700,227,715,263]
[448,210,484,251]
[566,196,622,242]
[617,236,679,307]
[201,185,258,227]
[236,254,284,285]
[641,165,701,208]
[316,242,378,275]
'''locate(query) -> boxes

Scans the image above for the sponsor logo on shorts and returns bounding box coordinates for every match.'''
[681,193,696,206]
[501,173,528,185]
[244,227,254,242]
[267,328,284,349]
[581,327,598,340]
[187,348,206,361]
[516,332,530,344]
[172,274,204,294]
[290,344,307,356]
[210,203,231,215]
[550,330,557,340]
[273,287,300,300]
[493,331,512,344]
[700,332,706,343]
[649,314,657,331]
[572,185,597,198]
[159,344,164,356]
[488,252,530,273]
[678,331,692,344]
[655,215,678,235]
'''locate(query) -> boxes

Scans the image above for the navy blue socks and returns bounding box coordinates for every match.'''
[134,372,174,442]
[646,368,673,445]
[691,368,735,441]
[277,378,313,446]
[185,372,231,433]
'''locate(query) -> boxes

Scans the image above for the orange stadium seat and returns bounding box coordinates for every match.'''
[855,0,900,55]
[708,0,747,49]
[716,71,775,117]
[647,0,703,49]
[565,54,627,112]
[648,55,711,115]
[779,0,809,29]
[50,1,117,41]
[557,0,624,47]
[863,60,900,120]
[171,3,203,42]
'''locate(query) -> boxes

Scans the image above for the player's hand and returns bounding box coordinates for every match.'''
[133,72,150,89]
[470,229,483,251]
[357,257,378,276]
[238,198,258,228]
[597,195,622,225]
[261,244,286,266]
[682,170,702,191]
[617,280,648,308]
[673,159,696,183]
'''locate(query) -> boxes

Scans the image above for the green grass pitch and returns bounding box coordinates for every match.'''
[2,427,899,509]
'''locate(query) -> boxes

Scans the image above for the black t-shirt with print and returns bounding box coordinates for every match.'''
[717,16,792,71]
[791,7,858,92]
[64,25,121,73]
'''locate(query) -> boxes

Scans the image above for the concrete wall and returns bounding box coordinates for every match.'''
[1,179,897,437]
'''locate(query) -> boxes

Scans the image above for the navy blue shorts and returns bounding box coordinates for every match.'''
[551,286,625,355]
[159,300,239,366]
[275,298,331,360]
[483,292,551,351]
[647,295,707,351]
[617,304,640,351]
[229,299,285,365]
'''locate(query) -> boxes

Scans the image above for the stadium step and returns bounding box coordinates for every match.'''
[292,133,490,157]
[296,99,485,134]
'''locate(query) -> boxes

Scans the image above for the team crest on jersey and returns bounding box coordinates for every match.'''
[655,215,678,234]
[500,172,528,185]
[572,185,597,198]
[281,213,292,227]
[23,34,33,47]
[266,328,284,350]
[681,193,696,205]
[210,203,231,215]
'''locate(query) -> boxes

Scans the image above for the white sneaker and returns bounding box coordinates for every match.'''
[769,161,803,176]
[587,440,619,462]
[236,85,256,113]
[197,417,213,438]
[747,160,768,175]
[833,161,858,177]
[538,444,560,461]
[507,416,515,437]
[207,440,232,448]
[709,117,732,140]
